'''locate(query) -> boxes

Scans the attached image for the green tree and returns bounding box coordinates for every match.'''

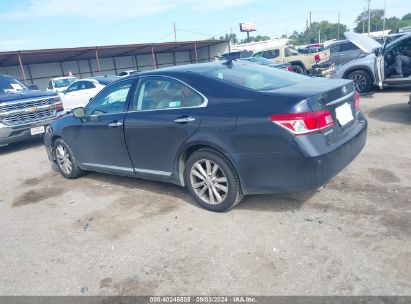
[385,16,400,32]
[354,9,384,33]
[400,13,411,28]
[240,35,271,43]
[286,21,347,45]
[219,33,238,44]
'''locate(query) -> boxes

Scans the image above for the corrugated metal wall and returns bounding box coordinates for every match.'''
[0,42,229,90]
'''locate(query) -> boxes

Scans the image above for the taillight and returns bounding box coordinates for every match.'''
[287,65,293,71]
[314,53,321,62]
[269,110,334,135]
[354,91,360,111]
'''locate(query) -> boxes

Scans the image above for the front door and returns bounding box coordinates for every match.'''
[376,54,385,89]
[67,79,135,174]
[124,76,206,177]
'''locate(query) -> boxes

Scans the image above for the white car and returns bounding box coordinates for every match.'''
[118,70,137,77]
[46,77,78,93]
[61,76,120,111]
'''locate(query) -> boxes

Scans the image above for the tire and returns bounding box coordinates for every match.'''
[53,138,84,179]
[184,149,243,212]
[291,65,306,75]
[346,70,372,93]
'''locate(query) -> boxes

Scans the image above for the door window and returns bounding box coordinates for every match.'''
[48,81,53,89]
[66,82,80,93]
[85,79,133,116]
[262,50,279,59]
[135,78,204,111]
[340,42,358,52]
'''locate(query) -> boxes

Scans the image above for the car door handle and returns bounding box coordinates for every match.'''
[108,121,123,128]
[174,116,195,123]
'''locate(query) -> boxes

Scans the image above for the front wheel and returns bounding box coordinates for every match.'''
[53,138,84,179]
[184,149,243,212]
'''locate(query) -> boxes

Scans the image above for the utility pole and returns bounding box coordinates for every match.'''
[173,22,177,42]
[382,0,387,33]
[337,12,340,40]
[309,11,312,44]
[318,30,321,43]
[362,8,365,33]
[367,0,371,36]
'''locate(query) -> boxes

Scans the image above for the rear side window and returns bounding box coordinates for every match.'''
[340,42,358,51]
[263,50,279,59]
[135,78,204,111]
[204,63,307,91]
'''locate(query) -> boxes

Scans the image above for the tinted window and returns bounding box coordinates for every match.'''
[340,42,358,51]
[66,82,80,92]
[136,78,204,111]
[48,81,53,89]
[204,63,307,91]
[54,78,77,88]
[329,44,340,53]
[85,79,133,116]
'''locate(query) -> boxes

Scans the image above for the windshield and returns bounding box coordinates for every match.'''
[204,63,307,91]
[54,78,77,88]
[0,76,28,93]
[240,57,273,66]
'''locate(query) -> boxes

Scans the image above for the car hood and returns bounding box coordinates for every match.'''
[0,90,58,103]
[344,31,381,53]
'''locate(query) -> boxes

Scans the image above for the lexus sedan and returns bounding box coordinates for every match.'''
[44,62,367,212]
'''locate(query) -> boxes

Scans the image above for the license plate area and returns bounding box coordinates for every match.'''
[30,126,45,135]
[335,103,354,127]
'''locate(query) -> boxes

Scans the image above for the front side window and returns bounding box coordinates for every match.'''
[48,81,53,89]
[135,78,204,111]
[66,82,80,93]
[85,79,133,116]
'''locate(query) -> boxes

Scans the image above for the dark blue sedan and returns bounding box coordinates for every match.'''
[44,61,367,211]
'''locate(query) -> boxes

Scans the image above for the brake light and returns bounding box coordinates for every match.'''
[287,65,293,71]
[354,91,360,111]
[314,54,321,62]
[269,110,334,135]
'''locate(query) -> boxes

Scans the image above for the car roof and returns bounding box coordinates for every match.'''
[52,76,77,80]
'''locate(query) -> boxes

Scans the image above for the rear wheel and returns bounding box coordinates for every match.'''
[184,149,243,212]
[53,138,83,179]
[347,70,372,93]
[291,65,306,75]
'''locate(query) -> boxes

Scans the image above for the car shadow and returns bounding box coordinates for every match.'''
[0,137,44,155]
[368,102,411,125]
[83,172,311,213]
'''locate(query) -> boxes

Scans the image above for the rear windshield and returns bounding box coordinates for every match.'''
[0,76,28,93]
[204,63,307,91]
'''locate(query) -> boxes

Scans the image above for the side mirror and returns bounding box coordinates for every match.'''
[29,85,39,90]
[72,107,85,118]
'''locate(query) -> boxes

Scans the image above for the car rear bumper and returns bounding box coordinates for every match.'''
[231,119,367,195]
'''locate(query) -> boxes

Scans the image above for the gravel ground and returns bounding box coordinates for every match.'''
[0,89,410,296]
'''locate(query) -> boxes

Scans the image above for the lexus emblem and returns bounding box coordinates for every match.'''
[342,86,348,95]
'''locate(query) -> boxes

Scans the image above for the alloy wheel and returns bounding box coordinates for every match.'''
[190,159,228,205]
[56,144,73,175]
[351,74,367,92]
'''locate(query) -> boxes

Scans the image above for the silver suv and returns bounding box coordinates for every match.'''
[331,32,411,93]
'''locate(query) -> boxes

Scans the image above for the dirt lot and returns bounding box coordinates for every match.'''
[0,89,410,296]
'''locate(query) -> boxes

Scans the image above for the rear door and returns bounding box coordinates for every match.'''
[124,76,206,177]
[338,41,362,65]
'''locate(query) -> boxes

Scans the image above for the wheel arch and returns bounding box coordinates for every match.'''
[175,141,241,187]
[342,66,375,83]
[288,61,307,72]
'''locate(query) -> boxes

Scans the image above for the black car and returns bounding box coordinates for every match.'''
[44,62,367,211]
